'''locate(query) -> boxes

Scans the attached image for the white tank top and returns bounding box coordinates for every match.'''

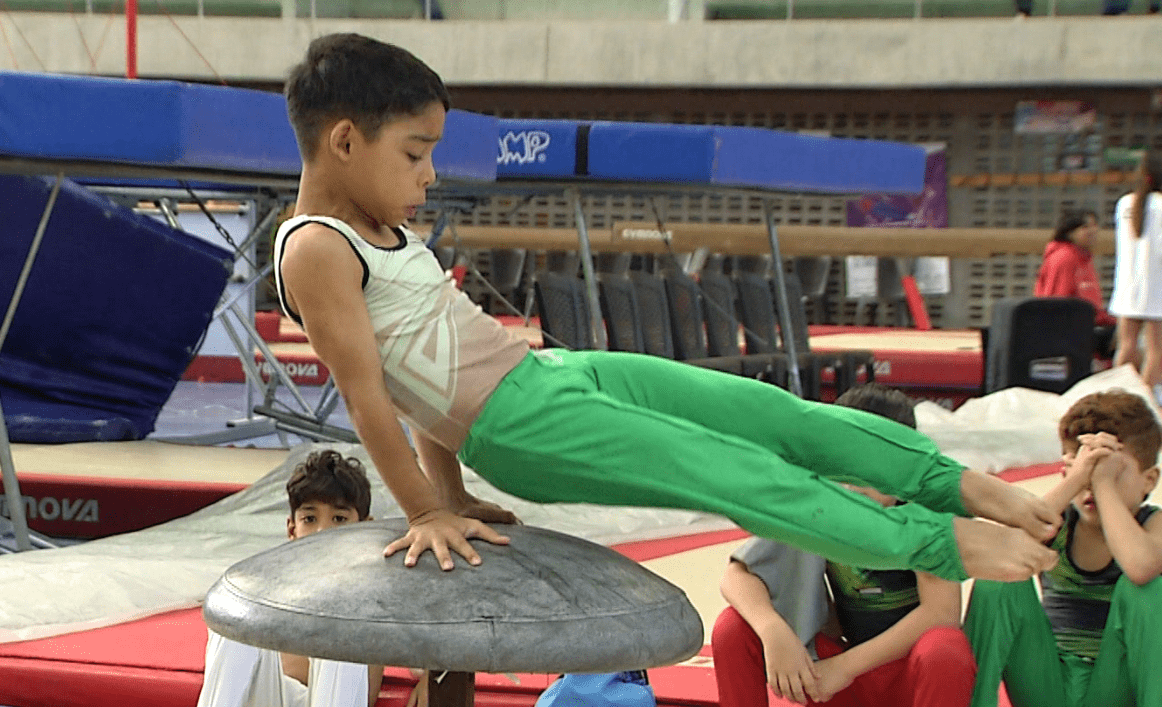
[273,215,529,451]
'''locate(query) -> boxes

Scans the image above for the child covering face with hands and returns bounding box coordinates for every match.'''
[964,390,1162,707]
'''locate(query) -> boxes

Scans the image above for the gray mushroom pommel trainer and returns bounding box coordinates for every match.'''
[202,519,704,676]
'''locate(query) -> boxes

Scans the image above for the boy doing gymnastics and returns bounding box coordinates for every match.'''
[713,384,976,707]
[963,390,1162,707]
[199,450,407,707]
[275,32,1059,584]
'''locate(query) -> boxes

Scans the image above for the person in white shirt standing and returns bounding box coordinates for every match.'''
[1109,152,1162,401]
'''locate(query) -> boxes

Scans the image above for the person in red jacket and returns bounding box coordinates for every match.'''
[1035,209,1116,357]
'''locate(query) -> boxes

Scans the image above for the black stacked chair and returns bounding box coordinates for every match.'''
[660,268,758,377]
[700,270,784,380]
[533,270,593,351]
[699,270,742,359]
[545,251,581,276]
[488,248,528,314]
[793,255,832,325]
[985,296,1095,394]
[629,271,676,359]
[733,271,823,400]
[597,272,645,354]
[595,252,633,275]
[660,269,710,362]
[734,271,781,357]
[781,274,876,396]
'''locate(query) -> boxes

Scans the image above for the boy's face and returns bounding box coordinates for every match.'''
[342,101,445,228]
[287,500,360,540]
[1062,437,1159,525]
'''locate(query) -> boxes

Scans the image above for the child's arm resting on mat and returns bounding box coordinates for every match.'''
[414,433,519,524]
[1092,452,1162,585]
[812,572,962,703]
[280,224,508,570]
[720,559,820,704]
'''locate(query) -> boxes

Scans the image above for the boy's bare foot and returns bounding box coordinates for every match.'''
[960,469,1060,542]
[953,517,1058,582]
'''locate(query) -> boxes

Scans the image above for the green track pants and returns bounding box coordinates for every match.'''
[963,576,1162,707]
[459,349,971,581]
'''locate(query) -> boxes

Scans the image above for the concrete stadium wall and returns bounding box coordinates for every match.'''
[1,13,1159,87]
[442,0,684,21]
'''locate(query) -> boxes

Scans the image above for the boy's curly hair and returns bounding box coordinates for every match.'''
[286,450,373,519]
[1058,390,1161,471]
[835,382,916,430]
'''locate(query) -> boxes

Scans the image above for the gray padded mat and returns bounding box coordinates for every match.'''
[204,519,703,674]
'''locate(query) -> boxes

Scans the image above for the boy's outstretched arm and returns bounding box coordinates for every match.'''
[812,572,961,703]
[1091,452,1162,585]
[720,560,820,704]
[280,224,508,569]
[413,433,519,524]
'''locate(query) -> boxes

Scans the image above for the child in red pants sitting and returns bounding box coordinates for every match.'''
[712,383,976,707]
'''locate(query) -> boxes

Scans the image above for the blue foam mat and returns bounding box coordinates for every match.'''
[497,119,580,177]
[0,174,232,442]
[496,118,926,195]
[0,72,498,183]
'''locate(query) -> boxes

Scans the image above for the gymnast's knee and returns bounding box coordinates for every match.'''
[712,606,757,650]
[909,626,976,672]
[1112,573,1162,604]
[968,577,1037,608]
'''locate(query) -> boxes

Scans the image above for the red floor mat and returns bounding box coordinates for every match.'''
[0,530,738,707]
[2,464,1056,707]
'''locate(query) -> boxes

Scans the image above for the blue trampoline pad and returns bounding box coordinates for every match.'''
[0,72,497,183]
[496,118,926,195]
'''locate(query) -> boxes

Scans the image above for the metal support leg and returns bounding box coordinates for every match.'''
[0,172,62,552]
[154,312,277,446]
[221,312,271,398]
[233,201,283,258]
[425,209,452,249]
[314,378,340,418]
[765,202,803,398]
[571,189,607,350]
[428,670,474,707]
[229,303,315,414]
[156,198,181,229]
[213,264,274,320]
[0,399,31,552]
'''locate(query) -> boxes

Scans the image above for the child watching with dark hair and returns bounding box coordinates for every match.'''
[963,389,1162,707]
[712,383,976,707]
[274,31,1061,587]
[199,450,419,707]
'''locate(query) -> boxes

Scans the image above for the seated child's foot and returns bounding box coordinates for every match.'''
[960,469,1059,542]
[953,517,1058,582]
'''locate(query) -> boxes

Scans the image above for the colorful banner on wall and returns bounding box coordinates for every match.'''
[846,145,947,229]
[846,145,950,296]
[1013,101,1097,135]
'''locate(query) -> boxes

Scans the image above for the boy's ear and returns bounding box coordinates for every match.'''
[326,120,356,159]
[286,516,296,540]
[1144,466,1160,496]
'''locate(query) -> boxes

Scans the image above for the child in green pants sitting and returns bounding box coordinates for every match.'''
[963,390,1162,707]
